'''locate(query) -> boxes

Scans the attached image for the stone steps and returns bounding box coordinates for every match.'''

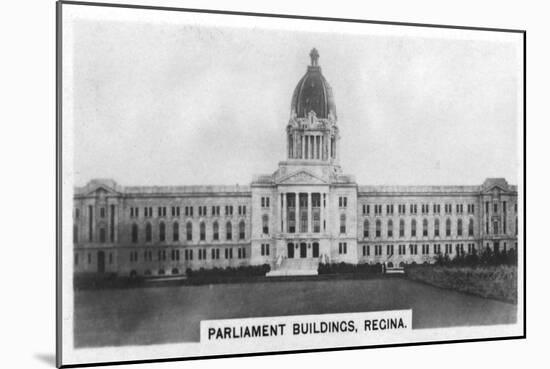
[266,257,319,277]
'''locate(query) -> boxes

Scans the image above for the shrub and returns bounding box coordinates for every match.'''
[186,264,271,282]
[318,262,382,275]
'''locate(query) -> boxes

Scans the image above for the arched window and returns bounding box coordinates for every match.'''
[262,214,269,235]
[446,218,451,237]
[423,218,428,237]
[387,219,393,238]
[213,221,219,240]
[226,221,232,240]
[399,219,405,237]
[131,223,138,243]
[145,222,152,242]
[159,222,166,242]
[434,219,440,237]
[173,222,179,242]
[411,219,417,237]
[468,218,474,236]
[200,222,206,241]
[340,214,346,234]
[363,219,369,238]
[239,221,246,240]
[376,219,381,238]
[457,219,463,237]
[186,222,192,241]
[73,224,78,243]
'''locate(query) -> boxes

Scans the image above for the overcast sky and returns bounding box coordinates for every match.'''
[70,14,522,187]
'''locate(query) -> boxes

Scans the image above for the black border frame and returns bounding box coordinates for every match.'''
[55,1,527,367]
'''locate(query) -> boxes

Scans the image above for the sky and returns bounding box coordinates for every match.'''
[69,12,522,187]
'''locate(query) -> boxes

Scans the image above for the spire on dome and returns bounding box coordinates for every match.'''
[309,48,319,67]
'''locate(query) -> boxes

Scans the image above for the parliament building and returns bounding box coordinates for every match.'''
[73,49,518,277]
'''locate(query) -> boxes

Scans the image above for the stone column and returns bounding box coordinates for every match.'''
[282,192,287,233]
[294,192,300,233]
[308,192,312,234]
[320,192,324,234]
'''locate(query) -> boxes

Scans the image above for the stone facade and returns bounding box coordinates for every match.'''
[73,49,518,276]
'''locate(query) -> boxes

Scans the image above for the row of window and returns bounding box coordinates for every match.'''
[363,203,476,216]
[130,221,247,243]
[362,218,476,239]
[126,205,247,219]
[125,247,249,264]
[361,243,478,256]
[74,252,114,266]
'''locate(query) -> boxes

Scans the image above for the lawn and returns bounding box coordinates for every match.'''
[74,277,517,347]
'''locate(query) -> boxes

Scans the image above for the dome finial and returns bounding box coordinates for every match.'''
[309,48,319,66]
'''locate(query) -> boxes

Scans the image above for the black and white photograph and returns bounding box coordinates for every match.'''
[56,1,525,367]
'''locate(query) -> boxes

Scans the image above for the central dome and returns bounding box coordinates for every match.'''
[290,48,336,120]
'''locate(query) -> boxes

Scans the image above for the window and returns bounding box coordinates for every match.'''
[399,244,406,255]
[340,214,346,234]
[434,244,441,254]
[375,219,381,238]
[399,219,405,237]
[171,206,180,217]
[422,244,429,255]
[386,244,394,255]
[159,222,166,242]
[239,221,246,240]
[387,219,393,238]
[339,196,348,208]
[409,244,417,255]
[131,223,138,243]
[386,204,394,215]
[363,245,370,256]
[434,219,440,237]
[158,206,167,217]
[226,221,232,240]
[422,218,428,237]
[457,219,463,237]
[338,242,347,254]
[433,204,440,214]
[262,215,269,235]
[493,220,499,235]
[445,218,451,237]
[186,222,192,241]
[261,244,270,256]
[211,248,220,260]
[145,223,152,242]
[73,225,78,243]
[173,222,179,242]
[375,245,382,256]
[363,219,369,238]
[74,253,79,266]
[468,218,474,236]
[445,244,452,254]
[411,219,417,237]
[261,197,270,208]
[200,222,206,241]
[100,207,106,218]
[213,221,219,240]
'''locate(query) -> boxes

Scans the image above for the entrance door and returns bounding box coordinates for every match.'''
[312,242,319,258]
[300,243,307,258]
[493,241,500,253]
[287,243,294,258]
[97,251,105,273]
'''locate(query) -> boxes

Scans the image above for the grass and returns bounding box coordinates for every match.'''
[74,277,517,347]
[405,265,517,304]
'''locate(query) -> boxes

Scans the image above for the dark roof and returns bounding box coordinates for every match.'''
[290,49,336,119]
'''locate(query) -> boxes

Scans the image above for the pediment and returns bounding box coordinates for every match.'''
[482,184,508,195]
[83,180,121,196]
[278,170,327,185]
